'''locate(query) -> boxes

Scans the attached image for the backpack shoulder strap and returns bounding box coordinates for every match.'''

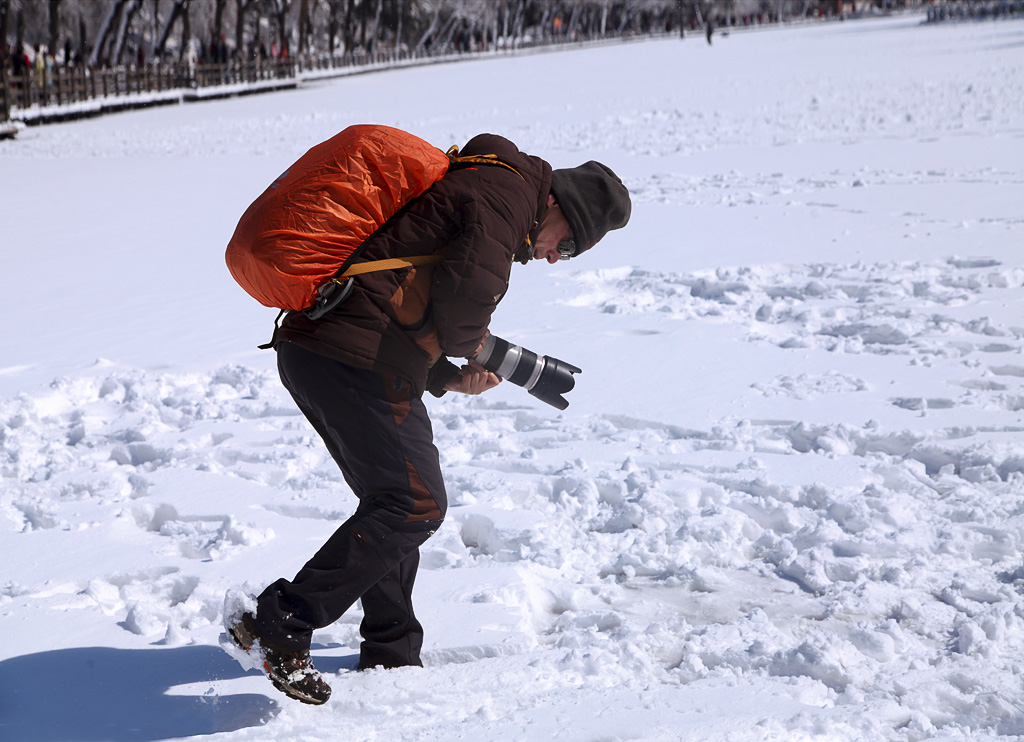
[339,254,443,278]
[445,144,525,180]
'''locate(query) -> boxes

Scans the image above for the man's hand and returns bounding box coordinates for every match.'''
[444,360,501,395]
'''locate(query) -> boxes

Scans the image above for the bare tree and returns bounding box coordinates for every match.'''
[47,0,62,53]
[15,2,23,51]
[1,0,11,50]
[325,0,342,53]
[154,0,191,59]
[110,0,142,63]
[297,0,310,52]
[509,0,526,43]
[89,0,126,65]
[6,0,772,74]
[234,0,247,53]
[393,0,408,50]
[211,0,228,45]
[534,0,552,41]
[341,0,356,53]
[433,6,461,52]
[369,0,383,51]
[266,0,292,55]
[414,0,438,50]
[566,1,584,38]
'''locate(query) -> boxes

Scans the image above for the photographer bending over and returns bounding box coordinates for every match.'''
[229,132,630,704]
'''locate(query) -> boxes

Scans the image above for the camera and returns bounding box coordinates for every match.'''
[472,335,581,410]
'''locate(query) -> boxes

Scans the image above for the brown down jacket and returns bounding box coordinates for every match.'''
[268,133,553,397]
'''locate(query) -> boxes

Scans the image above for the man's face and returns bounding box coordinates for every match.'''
[533,199,573,264]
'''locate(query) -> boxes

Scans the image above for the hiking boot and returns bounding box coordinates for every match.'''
[228,611,258,651]
[228,612,332,706]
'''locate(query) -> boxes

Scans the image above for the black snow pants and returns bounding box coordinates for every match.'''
[254,341,447,669]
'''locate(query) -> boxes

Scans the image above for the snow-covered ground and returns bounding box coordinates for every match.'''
[2,14,1024,742]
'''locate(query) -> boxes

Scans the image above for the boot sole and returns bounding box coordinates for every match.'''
[264,667,331,705]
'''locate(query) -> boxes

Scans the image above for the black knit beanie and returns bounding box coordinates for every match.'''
[549,161,631,257]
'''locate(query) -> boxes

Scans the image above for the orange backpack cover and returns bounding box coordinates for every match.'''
[225,125,450,311]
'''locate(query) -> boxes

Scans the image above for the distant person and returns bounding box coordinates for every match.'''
[226,129,631,705]
[32,45,44,89]
[11,43,28,86]
[706,21,714,45]
[42,50,54,99]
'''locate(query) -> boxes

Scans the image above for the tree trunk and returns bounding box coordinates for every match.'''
[327,0,341,54]
[154,0,189,59]
[235,0,251,57]
[369,0,383,51]
[89,0,126,66]
[394,0,406,51]
[357,3,366,50]
[491,1,498,48]
[273,0,291,56]
[151,0,159,58]
[567,2,583,38]
[112,0,142,65]
[580,5,593,37]
[48,0,62,56]
[415,5,439,51]
[510,0,526,45]
[537,3,550,41]
[342,0,355,54]
[213,0,227,44]
[692,0,705,26]
[298,0,309,53]
[616,0,632,33]
[0,0,8,53]
[79,12,87,60]
[180,0,191,62]
[435,11,459,53]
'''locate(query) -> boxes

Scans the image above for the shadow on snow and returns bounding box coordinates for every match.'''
[0,644,278,741]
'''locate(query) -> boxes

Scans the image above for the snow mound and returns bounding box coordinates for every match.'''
[2,337,1023,737]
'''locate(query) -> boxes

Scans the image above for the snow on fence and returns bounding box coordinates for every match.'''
[0,32,657,127]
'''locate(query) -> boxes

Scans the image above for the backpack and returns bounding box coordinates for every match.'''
[225,124,521,320]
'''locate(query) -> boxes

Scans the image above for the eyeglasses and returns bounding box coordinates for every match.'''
[556,239,575,261]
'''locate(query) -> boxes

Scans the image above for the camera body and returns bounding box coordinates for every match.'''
[472,335,581,410]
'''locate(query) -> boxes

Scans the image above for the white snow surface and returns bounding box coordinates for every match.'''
[2,15,1024,742]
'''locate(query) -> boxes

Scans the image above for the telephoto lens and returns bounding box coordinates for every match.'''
[472,335,582,410]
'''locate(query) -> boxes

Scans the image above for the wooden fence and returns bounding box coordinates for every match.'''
[1,69,9,126]
[1,57,301,123]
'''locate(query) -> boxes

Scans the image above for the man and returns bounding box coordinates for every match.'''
[229,132,631,704]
